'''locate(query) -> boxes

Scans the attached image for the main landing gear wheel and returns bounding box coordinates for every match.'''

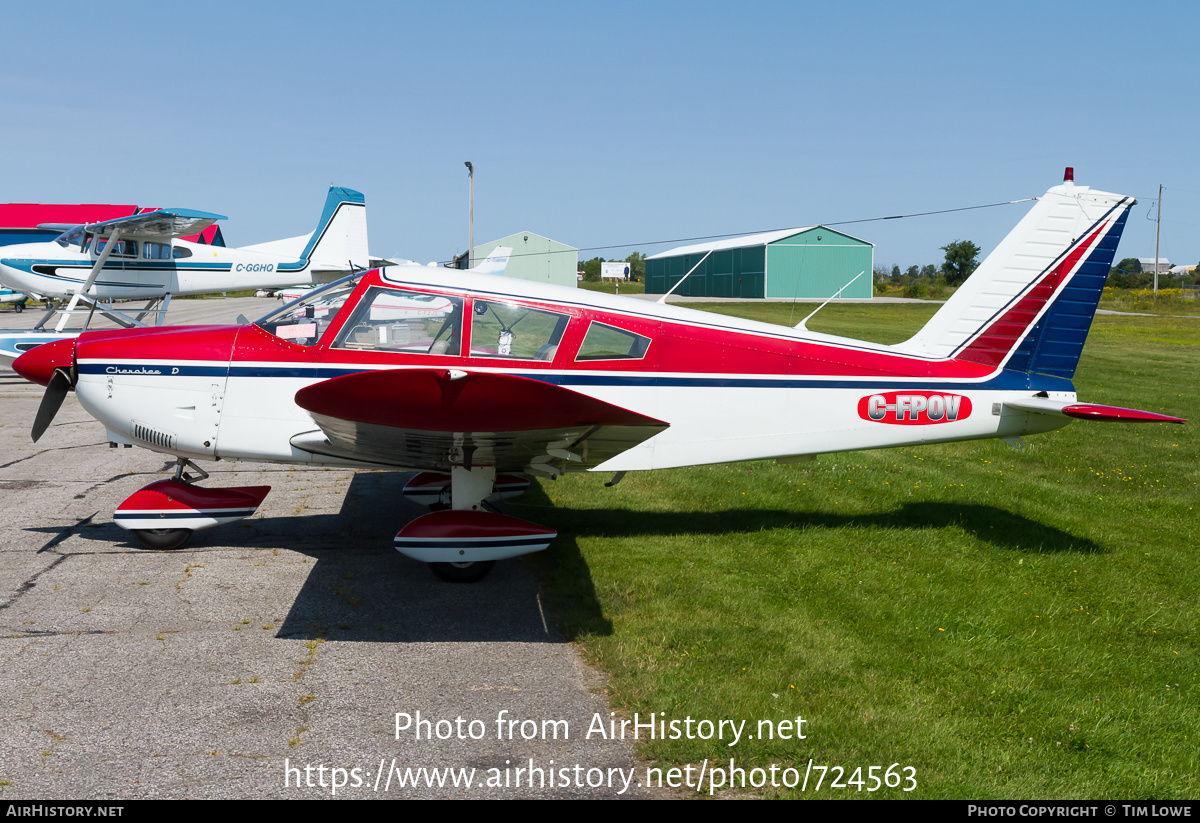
[130,528,193,551]
[428,560,495,583]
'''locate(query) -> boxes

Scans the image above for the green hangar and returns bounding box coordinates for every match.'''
[453,231,579,289]
[645,225,873,299]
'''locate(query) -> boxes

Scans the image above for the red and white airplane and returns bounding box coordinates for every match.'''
[13,170,1184,582]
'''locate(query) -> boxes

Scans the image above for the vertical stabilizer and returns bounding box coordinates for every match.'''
[303,186,369,270]
[896,173,1133,378]
[472,246,513,276]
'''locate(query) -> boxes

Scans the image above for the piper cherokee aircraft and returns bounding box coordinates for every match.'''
[0,186,370,360]
[13,170,1185,582]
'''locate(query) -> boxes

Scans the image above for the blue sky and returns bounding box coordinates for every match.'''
[3,1,1197,271]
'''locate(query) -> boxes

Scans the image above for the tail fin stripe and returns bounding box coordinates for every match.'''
[954,217,1112,370]
[995,205,1127,377]
[898,184,1133,378]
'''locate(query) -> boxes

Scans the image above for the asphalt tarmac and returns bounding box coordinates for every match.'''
[0,297,661,799]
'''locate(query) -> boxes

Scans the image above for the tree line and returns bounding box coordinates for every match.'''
[878,245,1197,293]
[1108,257,1197,290]
[875,240,981,290]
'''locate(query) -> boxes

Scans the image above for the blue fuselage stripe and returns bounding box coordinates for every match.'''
[79,362,1073,392]
[115,509,256,521]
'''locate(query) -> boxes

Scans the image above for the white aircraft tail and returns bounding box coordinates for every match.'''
[302,186,369,271]
[895,171,1134,379]
[239,186,369,274]
[472,246,513,276]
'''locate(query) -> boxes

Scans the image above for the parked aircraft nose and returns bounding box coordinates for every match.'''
[13,337,76,388]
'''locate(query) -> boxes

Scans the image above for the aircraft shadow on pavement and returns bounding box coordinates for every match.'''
[23,475,1098,644]
[26,472,602,644]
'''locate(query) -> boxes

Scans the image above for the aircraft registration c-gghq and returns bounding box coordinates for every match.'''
[13,170,1185,582]
[0,186,371,360]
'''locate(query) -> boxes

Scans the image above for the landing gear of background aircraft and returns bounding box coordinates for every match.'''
[396,467,553,582]
[114,458,271,551]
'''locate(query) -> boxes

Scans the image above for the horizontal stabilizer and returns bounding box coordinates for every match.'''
[292,369,668,473]
[1004,396,1185,423]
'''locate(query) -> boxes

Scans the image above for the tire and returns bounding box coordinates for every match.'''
[15,303,23,313]
[429,560,495,583]
[130,528,192,551]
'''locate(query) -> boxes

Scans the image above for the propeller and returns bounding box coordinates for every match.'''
[32,366,77,442]
[13,337,81,443]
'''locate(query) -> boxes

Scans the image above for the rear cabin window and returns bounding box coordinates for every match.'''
[333,287,464,356]
[575,321,651,361]
[470,300,568,361]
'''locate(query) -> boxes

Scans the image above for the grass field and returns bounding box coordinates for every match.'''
[578,280,645,295]
[515,303,1198,799]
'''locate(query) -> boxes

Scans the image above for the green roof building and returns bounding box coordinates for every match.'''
[645,225,873,299]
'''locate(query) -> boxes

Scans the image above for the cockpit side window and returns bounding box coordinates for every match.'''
[470,300,569,360]
[95,238,137,257]
[254,275,362,346]
[332,287,464,356]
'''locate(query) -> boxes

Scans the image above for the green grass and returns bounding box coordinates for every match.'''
[1098,289,1200,317]
[578,279,645,295]
[516,304,1199,799]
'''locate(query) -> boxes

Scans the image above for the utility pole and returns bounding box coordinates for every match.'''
[465,162,474,269]
[1154,184,1162,296]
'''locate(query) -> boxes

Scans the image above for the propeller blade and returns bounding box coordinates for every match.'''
[31,368,73,442]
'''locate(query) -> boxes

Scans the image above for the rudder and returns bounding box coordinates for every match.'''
[302,186,369,270]
[895,171,1134,379]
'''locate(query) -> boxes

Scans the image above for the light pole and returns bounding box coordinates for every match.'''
[464,161,474,269]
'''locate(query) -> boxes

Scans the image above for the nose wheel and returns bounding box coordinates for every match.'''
[115,461,271,552]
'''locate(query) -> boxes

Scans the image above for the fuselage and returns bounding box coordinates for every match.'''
[65,265,1075,474]
[0,237,322,301]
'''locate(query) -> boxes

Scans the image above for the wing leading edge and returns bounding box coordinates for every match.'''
[291,369,669,475]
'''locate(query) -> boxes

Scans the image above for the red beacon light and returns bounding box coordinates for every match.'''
[1064,166,1074,182]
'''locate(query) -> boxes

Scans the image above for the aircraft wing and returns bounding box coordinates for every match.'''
[35,223,81,232]
[86,208,227,240]
[291,369,668,475]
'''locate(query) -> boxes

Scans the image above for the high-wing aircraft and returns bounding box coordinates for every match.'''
[0,186,370,358]
[13,171,1185,582]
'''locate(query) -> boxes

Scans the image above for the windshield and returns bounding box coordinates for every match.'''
[53,226,87,249]
[254,273,364,346]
